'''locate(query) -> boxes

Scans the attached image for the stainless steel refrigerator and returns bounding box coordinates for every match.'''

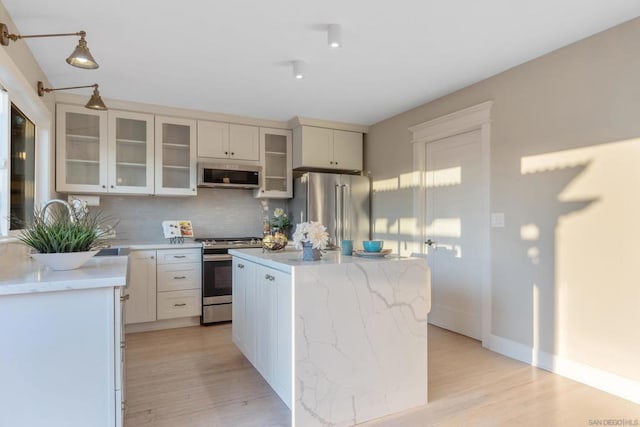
[289,172,370,248]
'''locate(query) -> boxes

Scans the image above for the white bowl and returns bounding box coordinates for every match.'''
[31,251,99,271]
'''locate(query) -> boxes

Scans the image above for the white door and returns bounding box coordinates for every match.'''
[426,129,486,340]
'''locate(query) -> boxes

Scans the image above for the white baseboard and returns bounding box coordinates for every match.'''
[488,334,640,404]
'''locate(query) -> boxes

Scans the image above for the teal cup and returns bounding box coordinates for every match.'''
[341,239,353,255]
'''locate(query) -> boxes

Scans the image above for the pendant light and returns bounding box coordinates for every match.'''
[37,81,108,110]
[1,23,99,69]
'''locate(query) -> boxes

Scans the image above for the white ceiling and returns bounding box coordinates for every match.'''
[3,1,640,125]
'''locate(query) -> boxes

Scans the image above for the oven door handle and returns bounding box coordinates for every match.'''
[203,254,233,262]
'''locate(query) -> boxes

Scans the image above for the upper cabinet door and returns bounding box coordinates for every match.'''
[332,130,363,171]
[155,116,197,196]
[107,110,155,194]
[294,126,333,169]
[197,120,230,159]
[56,104,108,193]
[229,124,260,162]
[255,128,292,199]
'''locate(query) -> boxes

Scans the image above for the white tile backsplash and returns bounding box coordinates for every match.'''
[95,188,285,242]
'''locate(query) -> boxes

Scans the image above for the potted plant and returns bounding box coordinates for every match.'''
[17,199,116,270]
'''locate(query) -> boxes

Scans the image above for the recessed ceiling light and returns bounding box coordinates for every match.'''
[328,24,342,48]
[293,60,305,79]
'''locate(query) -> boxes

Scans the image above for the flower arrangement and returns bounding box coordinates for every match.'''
[271,208,291,231]
[292,221,329,250]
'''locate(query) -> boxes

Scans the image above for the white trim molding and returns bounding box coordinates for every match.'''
[409,101,493,144]
[409,101,493,347]
[489,334,640,405]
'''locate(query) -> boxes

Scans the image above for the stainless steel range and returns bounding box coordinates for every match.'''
[195,237,262,325]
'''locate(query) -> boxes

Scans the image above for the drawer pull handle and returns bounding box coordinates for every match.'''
[265,274,275,281]
[173,276,187,280]
[173,255,187,258]
[238,264,245,269]
[174,303,187,307]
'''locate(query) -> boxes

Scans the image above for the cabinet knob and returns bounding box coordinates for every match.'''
[330,161,333,165]
[120,294,130,302]
[150,256,154,259]
[110,185,114,188]
[231,152,235,156]
[102,185,106,188]
[238,263,245,269]
[224,151,228,155]
[335,161,338,165]
[192,188,196,192]
[265,274,275,281]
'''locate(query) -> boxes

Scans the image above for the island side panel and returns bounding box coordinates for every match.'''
[293,258,430,427]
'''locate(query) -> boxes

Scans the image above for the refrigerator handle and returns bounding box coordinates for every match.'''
[342,184,349,240]
[335,184,342,245]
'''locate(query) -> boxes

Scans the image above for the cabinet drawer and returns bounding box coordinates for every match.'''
[156,249,201,265]
[157,263,201,291]
[157,289,201,320]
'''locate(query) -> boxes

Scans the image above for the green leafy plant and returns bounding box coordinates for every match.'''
[17,206,116,253]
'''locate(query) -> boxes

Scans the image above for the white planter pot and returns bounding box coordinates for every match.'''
[30,251,99,271]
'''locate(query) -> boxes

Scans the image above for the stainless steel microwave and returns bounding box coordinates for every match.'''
[197,163,261,189]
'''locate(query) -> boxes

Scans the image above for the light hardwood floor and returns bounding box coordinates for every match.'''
[124,324,639,427]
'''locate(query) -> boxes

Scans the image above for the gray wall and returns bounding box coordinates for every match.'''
[366,17,640,385]
[97,190,286,242]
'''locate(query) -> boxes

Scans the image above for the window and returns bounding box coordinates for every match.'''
[10,104,35,230]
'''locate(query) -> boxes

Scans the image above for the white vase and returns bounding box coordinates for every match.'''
[30,251,99,271]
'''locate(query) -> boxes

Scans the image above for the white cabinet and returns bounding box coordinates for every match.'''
[57,106,155,194]
[0,285,125,427]
[56,103,108,192]
[156,248,202,319]
[125,248,201,324]
[293,125,363,171]
[232,258,256,356]
[155,116,197,196]
[231,257,292,408]
[197,120,260,162]
[230,124,260,161]
[125,250,157,325]
[108,110,155,194]
[255,128,292,199]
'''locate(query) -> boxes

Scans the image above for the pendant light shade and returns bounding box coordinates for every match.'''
[66,34,99,69]
[84,86,107,110]
[37,80,108,110]
[1,23,99,69]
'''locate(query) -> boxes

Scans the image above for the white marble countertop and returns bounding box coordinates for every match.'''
[0,255,128,296]
[229,247,418,273]
[108,240,202,250]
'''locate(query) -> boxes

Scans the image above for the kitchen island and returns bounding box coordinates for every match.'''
[229,248,431,427]
[0,248,128,427]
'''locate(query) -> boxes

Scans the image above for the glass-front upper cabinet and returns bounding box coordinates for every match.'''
[255,128,292,199]
[108,111,155,194]
[56,104,108,193]
[155,116,197,196]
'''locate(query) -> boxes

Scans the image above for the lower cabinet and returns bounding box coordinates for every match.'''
[125,250,156,324]
[0,285,125,427]
[232,257,292,408]
[125,248,201,325]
